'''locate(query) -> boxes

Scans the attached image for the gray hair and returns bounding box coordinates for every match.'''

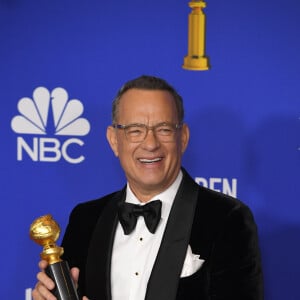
[112,75,184,123]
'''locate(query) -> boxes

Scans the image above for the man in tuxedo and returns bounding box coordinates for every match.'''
[32,75,263,300]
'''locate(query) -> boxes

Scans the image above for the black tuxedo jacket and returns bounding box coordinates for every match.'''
[61,169,263,300]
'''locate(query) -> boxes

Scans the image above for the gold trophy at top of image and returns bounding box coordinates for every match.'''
[183,0,210,71]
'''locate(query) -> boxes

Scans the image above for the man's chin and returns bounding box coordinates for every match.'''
[139,177,170,192]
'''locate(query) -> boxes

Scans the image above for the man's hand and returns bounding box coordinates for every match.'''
[32,260,89,300]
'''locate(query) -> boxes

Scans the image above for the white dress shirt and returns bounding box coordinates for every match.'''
[111,171,183,300]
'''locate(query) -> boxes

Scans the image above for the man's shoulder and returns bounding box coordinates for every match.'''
[182,168,247,213]
[194,184,255,233]
[69,189,124,221]
[198,184,244,210]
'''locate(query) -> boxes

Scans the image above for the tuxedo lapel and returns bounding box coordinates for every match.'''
[85,189,126,300]
[145,170,199,300]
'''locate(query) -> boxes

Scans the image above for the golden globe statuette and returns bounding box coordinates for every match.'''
[30,214,79,300]
[183,0,210,71]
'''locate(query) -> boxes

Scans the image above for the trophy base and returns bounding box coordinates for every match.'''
[182,55,210,71]
[46,261,79,300]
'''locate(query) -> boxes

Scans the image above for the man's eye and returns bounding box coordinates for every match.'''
[127,127,143,135]
[157,126,173,134]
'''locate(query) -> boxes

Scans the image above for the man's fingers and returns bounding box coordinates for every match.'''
[70,268,89,300]
[31,260,57,300]
[70,267,80,286]
[38,260,48,270]
[36,271,55,290]
[33,263,83,300]
[32,282,56,300]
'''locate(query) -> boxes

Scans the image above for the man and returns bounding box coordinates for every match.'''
[33,75,263,300]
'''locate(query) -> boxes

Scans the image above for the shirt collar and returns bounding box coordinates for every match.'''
[126,170,183,220]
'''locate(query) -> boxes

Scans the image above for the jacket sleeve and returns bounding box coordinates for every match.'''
[209,204,264,300]
[61,200,105,297]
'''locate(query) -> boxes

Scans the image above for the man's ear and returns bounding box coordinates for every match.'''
[106,126,119,157]
[180,123,190,154]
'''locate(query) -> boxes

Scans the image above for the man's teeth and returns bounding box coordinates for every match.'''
[139,158,162,163]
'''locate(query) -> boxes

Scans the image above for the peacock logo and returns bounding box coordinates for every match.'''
[11,87,91,164]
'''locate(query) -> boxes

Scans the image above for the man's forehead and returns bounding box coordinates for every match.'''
[115,89,178,122]
[119,89,175,106]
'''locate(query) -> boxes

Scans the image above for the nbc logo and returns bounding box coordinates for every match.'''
[11,87,90,164]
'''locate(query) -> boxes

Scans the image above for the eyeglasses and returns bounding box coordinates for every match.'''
[113,122,182,143]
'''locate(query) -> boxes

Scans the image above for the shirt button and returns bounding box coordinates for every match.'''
[135,272,139,276]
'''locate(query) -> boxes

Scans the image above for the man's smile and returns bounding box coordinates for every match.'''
[138,157,163,164]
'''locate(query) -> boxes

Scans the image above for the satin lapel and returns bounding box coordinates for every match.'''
[85,189,126,300]
[145,170,199,300]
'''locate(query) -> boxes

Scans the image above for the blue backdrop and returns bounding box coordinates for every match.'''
[1,0,299,299]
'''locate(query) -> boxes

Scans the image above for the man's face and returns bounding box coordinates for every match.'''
[107,88,189,202]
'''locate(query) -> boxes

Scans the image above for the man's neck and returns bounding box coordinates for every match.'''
[127,171,183,203]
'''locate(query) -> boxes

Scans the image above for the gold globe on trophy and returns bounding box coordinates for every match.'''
[30,214,79,300]
[30,214,63,264]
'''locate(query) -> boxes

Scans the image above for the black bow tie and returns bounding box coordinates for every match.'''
[118,200,162,235]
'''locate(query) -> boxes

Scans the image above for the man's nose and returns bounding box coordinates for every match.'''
[141,128,160,149]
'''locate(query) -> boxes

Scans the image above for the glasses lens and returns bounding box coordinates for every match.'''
[155,124,176,137]
[125,124,146,142]
[121,123,180,143]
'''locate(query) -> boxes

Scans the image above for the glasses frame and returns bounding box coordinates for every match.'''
[112,122,183,143]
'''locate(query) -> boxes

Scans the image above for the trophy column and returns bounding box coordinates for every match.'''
[182,0,210,70]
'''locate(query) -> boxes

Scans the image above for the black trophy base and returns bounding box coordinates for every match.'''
[46,261,79,300]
